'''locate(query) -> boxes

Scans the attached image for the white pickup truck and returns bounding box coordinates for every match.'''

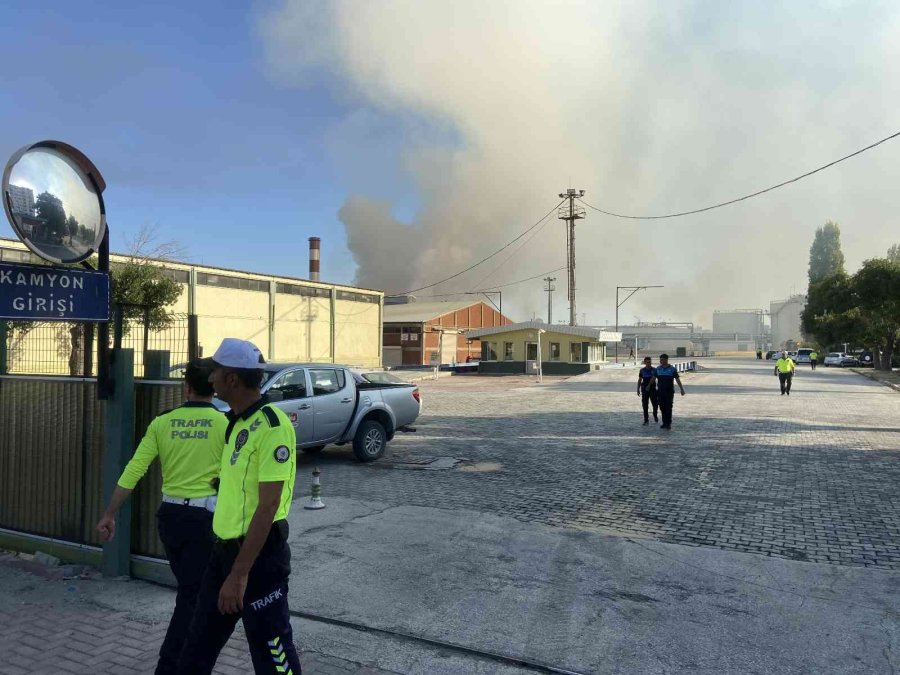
[212,363,421,461]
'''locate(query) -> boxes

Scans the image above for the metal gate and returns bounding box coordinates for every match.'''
[0,375,181,558]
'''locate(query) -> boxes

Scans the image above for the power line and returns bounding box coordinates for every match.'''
[578,129,900,220]
[468,205,558,291]
[396,199,565,295]
[412,265,567,297]
[478,265,567,291]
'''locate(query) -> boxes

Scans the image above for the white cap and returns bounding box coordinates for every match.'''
[210,338,265,369]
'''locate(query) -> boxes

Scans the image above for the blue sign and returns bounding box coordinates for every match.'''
[0,261,109,321]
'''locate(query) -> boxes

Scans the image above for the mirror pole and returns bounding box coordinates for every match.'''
[0,320,7,375]
[97,229,111,398]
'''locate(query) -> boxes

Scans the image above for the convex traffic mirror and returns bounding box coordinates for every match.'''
[2,140,107,264]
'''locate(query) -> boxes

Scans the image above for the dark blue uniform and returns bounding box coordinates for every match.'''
[638,366,658,423]
[655,364,679,428]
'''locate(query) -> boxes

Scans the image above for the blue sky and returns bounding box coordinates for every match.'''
[0,1,414,285]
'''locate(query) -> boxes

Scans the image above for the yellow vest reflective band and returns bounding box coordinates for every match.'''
[214,401,297,540]
[118,402,227,498]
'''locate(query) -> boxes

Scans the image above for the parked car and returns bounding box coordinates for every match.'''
[208,363,420,461]
[858,351,875,367]
[795,348,814,364]
[765,350,777,360]
[823,352,859,367]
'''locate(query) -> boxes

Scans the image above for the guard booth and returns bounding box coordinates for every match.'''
[466,321,622,375]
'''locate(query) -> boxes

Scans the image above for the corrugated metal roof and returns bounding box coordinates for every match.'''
[383,300,484,324]
[466,320,622,342]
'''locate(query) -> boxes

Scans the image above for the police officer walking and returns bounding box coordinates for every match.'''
[651,354,686,429]
[775,351,796,395]
[177,338,302,675]
[637,356,659,426]
[96,360,226,675]
[810,350,819,371]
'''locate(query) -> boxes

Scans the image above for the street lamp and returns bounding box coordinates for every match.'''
[615,285,664,362]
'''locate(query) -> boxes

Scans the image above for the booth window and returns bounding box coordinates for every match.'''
[481,341,498,361]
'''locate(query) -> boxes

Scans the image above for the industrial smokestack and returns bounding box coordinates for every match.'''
[308,237,320,281]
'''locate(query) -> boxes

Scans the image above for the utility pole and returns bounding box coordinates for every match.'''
[543,276,556,325]
[558,188,585,325]
[615,285,664,362]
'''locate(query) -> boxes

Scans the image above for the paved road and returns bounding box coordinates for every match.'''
[301,359,900,569]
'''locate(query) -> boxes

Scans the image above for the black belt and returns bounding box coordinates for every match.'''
[213,519,288,552]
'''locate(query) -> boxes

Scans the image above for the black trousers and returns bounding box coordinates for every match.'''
[641,388,659,422]
[810,359,817,370]
[176,521,301,675]
[155,502,214,675]
[658,390,675,427]
[779,372,793,394]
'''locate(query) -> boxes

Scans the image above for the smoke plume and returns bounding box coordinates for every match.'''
[259,1,900,326]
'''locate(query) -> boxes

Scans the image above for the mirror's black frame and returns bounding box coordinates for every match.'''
[2,140,107,265]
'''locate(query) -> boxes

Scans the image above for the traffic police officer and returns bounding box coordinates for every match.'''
[810,350,819,371]
[651,354,686,429]
[775,351,796,395]
[637,356,659,426]
[177,338,302,675]
[96,360,226,674]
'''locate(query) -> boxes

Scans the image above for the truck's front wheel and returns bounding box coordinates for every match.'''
[353,420,386,462]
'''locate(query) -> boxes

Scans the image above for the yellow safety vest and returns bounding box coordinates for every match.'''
[118,402,227,498]
[776,358,795,374]
[214,400,296,540]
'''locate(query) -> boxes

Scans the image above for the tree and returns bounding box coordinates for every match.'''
[852,258,900,370]
[802,258,900,370]
[887,243,900,263]
[34,191,67,242]
[808,221,846,284]
[801,272,857,348]
[65,215,79,243]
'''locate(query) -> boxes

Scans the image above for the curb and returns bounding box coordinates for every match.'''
[850,368,900,392]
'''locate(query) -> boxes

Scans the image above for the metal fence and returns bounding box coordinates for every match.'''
[3,313,190,379]
[0,376,180,558]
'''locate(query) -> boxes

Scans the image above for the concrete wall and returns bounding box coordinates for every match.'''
[479,361,591,376]
[273,294,333,363]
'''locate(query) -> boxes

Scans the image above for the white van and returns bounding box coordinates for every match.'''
[795,348,814,364]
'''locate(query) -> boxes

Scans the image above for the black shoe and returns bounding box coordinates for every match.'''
[643,420,649,426]
[781,392,785,395]
[786,391,790,395]
[660,424,671,429]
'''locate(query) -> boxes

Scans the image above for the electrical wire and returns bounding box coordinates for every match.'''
[477,265,568,291]
[396,199,565,295]
[409,266,568,298]
[578,129,900,220]
[468,207,559,291]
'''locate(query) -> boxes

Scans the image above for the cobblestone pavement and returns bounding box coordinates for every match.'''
[297,359,900,569]
[0,562,398,675]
